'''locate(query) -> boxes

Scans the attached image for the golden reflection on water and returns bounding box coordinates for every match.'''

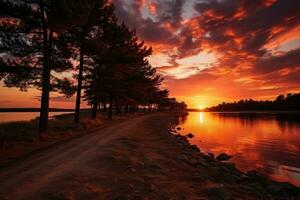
[178,112,300,187]
[199,112,204,124]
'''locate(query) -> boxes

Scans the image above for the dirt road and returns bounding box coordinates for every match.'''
[0,114,167,200]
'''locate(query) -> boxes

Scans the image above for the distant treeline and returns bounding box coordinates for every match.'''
[206,93,300,111]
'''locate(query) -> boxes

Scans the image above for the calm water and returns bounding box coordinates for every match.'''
[0,112,73,123]
[177,112,300,187]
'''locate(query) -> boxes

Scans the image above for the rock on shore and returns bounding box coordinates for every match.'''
[216,153,232,161]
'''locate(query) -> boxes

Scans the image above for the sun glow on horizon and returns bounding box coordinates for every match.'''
[198,105,204,110]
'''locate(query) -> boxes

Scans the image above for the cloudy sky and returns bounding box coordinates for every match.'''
[0,0,300,108]
[113,0,300,108]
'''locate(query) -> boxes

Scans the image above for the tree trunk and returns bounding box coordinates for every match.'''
[98,102,101,113]
[134,106,138,112]
[108,93,113,120]
[0,133,5,152]
[38,0,51,136]
[103,103,107,112]
[148,104,152,112]
[74,42,84,123]
[116,104,121,114]
[39,30,52,135]
[91,93,98,119]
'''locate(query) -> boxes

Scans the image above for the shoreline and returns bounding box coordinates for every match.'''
[167,112,300,199]
[0,112,299,199]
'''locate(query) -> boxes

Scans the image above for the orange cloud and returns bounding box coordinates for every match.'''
[2,0,300,109]
[148,3,157,15]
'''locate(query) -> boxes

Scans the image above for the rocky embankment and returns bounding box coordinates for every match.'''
[168,115,300,199]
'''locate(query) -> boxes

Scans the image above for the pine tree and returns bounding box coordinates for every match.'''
[0,0,86,134]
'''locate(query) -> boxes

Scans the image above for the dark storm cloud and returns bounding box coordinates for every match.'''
[113,0,183,45]
[194,0,239,18]
[177,26,202,58]
[113,0,194,54]
[195,0,300,55]
[254,47,300,73]
[156,0,184,27]
[237,0,300,54]
[138,18,180,44]
[112,0,300,97]
[113,0,142,28]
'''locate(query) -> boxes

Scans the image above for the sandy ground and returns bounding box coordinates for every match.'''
[0,113,299,200]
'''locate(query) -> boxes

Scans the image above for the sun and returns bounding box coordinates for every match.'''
[198,105,204,110]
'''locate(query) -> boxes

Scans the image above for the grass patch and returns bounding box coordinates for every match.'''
[0,120,38,142]
[0,111,103,150]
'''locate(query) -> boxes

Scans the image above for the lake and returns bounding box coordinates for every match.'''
[0,112,73,123]
[177,112,300,187]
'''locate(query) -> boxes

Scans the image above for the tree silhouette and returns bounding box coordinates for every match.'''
[0,0,187,134]
[0,0,89,134]
[56,0,114,123]
[207,93,300,111]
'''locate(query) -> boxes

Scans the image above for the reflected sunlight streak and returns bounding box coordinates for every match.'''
[199,112,204,124]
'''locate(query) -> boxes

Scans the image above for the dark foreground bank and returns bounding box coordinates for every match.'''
[0,112,299,200]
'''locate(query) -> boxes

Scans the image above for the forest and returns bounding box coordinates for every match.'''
[206,93,300,111]
[0,0,187,135]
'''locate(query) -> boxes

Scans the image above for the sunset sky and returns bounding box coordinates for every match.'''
[1,0,300,109]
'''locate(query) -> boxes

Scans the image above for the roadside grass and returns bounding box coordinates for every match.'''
[0,111,103,150]
[0,111,144,152]
[0,121,38,143]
